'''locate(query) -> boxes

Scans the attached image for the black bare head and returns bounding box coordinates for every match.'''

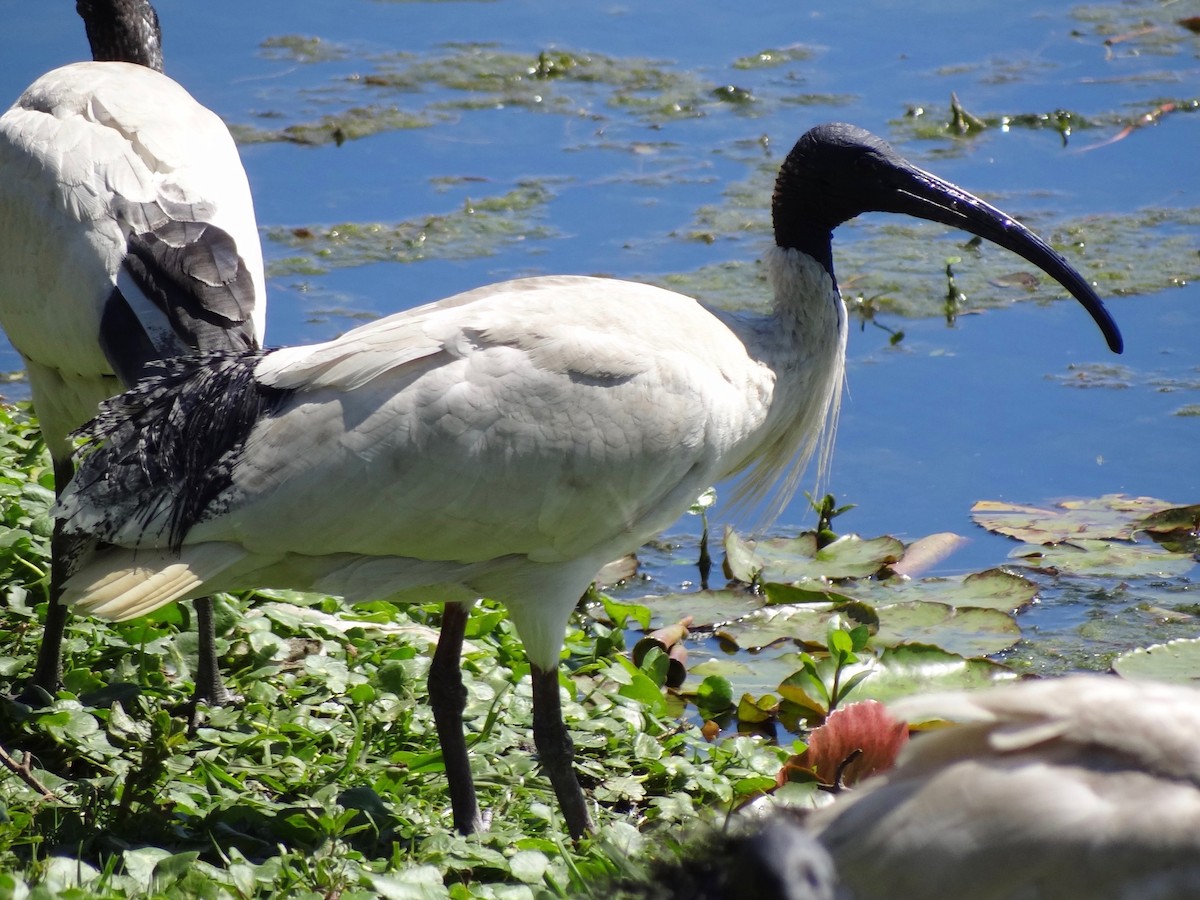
[78,0,164,73]
[773,122,1122,354]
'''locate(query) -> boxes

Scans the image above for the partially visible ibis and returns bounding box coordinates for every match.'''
[56,124,1120,839]
[808,676,1200,899]
[0,0,266,705]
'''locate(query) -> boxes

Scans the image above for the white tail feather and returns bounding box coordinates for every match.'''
[62,543,249,621]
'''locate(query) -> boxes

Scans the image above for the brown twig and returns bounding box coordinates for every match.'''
[0,741,59,801]
[1076,102,1179,152]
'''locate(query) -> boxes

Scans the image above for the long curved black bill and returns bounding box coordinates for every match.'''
[883,164,1123,354]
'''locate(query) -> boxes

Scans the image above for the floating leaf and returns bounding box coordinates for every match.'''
[764,581,855,607]
[723,528,902,584]
[1113,638,1200,683]
[874,601,1021,657]
[1010,539,1196,578]
[1138,504,1200,538]
[639,588,763,630]
[844,568,1038,613]
[717,602,873,651]
[845,645,1019,705]
[266,182,556,275]
[972,495,1180,543]
[890,532,969,578]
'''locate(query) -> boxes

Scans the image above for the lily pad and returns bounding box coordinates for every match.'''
[684,644,804,706]
[972,494,1180,544]
[723,528,902,584]
[825,645,1019,706]
[640,589,764,630]
[1010,539,1196,578]
[1138,505,1200,555]
[874,601,1021,658]
[840,568,1038,613]
[1113,638,1200,684]
[890,532,969,577]
[715,603,844,651]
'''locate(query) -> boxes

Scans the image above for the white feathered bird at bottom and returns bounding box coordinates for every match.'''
[808,675,1200,899]
[54,124,1122,839]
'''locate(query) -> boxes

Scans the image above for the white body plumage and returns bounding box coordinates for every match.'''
[59,256,845,670]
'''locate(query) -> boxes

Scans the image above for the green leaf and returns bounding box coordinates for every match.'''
[736,693,777,724]
[694,675,734,713]
[724,528,903,584]
[827,627,854,658]
[1010,539,1196,578]
[1113,638,1200,683]
[599,594,653,630]
[507,849,550,884]
[608,657,668,714]
[874,601,1021,658]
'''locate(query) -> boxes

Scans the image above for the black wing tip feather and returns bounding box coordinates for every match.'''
[71,349,291,550]
[107,196,261,383]
[123,219,261,346]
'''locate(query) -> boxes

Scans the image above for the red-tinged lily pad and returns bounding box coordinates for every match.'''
[724,527,903,585]
[971,494,1181,544]
[890,532,970,578]
[1138,504,1200,536]
[873,601,1021,658]
[782,699,908,787]
[1010,538,1196,578]
[1113,638,1200,683]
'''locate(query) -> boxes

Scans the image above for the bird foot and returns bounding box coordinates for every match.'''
[12,680,57,709]
[173,684,243,734]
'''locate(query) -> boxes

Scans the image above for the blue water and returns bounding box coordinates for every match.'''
[1,0,1196,588]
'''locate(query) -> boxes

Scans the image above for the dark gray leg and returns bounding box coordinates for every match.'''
[530,663,593,840]
[191,597,236,705]
[21,456,75,702]
[427,601,484,834]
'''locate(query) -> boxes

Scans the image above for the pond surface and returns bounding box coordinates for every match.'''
[2,0,1197,670]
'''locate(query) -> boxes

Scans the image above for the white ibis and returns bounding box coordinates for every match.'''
[807,676,1200,898]
[55,124,1121,839]
[0,0,265,705]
